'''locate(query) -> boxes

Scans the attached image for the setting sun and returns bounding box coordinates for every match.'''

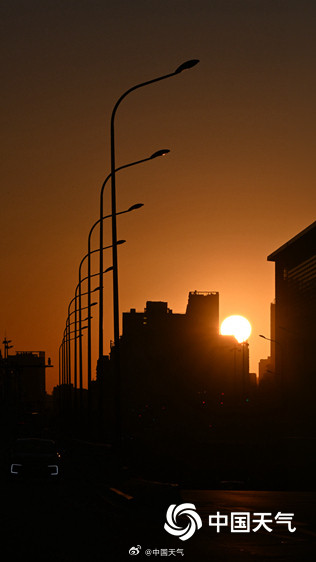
[220,315,252,343]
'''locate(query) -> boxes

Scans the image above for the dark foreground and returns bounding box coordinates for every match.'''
[0,439,315,562]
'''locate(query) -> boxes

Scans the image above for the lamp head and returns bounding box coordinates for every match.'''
[175,59,200,74]
[105,266,114,273]
[150,149,170,159]
[117,239,126,245]
[127,203,144,212]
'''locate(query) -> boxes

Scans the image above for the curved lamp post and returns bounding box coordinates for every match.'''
[98,150,169,360]
[259,334,277,343]
[63,308,96,386]
[259,333,283,387]
[59,327,88,418]
[59,332,85,385]
[65,290,99,388]
[88,205,143,391]
[60,324,89,386]
[110,59,199,447]
[78,241,126,398]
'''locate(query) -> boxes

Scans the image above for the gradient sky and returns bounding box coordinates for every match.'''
[1,0,316,393]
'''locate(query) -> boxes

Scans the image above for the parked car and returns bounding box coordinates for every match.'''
[10,438,61,479]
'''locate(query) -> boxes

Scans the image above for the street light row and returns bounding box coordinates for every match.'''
[59,168,160,392]
[59,59,200,430]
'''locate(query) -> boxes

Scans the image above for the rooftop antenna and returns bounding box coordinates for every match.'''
[2,337,13,359]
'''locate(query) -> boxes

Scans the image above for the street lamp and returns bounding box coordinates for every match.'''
[87,205,143,390]
[59,332,86,385]
[259,334,283,388]
[60,324,88,386]
[110,59,199,448]
[98,151,169,360]
[62,301,98,386]
[259,334,275,342]
[59,324,89,417]
[65,290,99,388]
[78,241,125,397]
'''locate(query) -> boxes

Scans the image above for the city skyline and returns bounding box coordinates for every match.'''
[1,1,316,393]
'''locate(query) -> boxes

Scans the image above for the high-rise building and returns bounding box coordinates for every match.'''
[116,292,250,433]
[0,350,46,413]
[185,291,219,336]
[267,221,316,397]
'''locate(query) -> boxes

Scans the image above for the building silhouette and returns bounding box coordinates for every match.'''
[267,221,316,405]
[0,350,46,416]
[102,291,253,443]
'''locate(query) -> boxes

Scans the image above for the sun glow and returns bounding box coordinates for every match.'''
[220,315,252,343]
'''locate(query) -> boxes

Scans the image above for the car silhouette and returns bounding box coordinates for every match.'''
[10,438,61,478]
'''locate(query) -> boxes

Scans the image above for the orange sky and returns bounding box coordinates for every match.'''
[1,0,316,393]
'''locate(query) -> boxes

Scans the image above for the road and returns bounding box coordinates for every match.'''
[0,440,315,561]
[179,489,316,561]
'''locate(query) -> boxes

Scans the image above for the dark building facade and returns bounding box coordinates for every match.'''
[268,221,316,399]
[101,291,252,442]
[0,350,46,414]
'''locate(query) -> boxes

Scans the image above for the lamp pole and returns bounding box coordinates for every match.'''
[98,151,169,361]
[78,242,126,405]
[110,59,199,448]
[88,205,143,392]
[59,325,88,416]
[259,334,283,389]
[64,290,98,389]
[61,310,94,385]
